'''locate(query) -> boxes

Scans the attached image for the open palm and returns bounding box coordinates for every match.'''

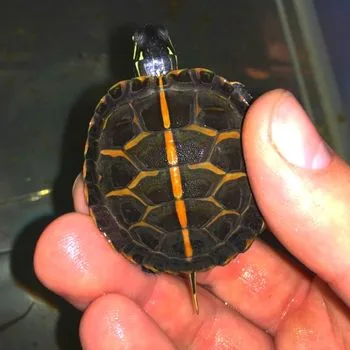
[34,90,350,349]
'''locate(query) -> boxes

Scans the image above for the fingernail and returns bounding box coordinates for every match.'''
[271,92,332,169]
[72,173,81,193]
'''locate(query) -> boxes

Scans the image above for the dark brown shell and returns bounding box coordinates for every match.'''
[83,68,264,273]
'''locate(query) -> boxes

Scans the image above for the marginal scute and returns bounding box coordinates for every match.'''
[198,69,215,84]
[131,225,165,250]
[206,213,240,241]
[219,81,235,96]
[240,205,265,233]
[141,252,170,272]
[91,205,114,232]
[167,69,193,83]
[84,159,99,183]
[131,253,145,265]
[85,140,99,161]
[95,99,109,115]
[86,184,102,207]
[108,227,131,250]
[108,82,124,100]
[230,82,253,113]
[212,244,237,265]
[127,244,150,265]
[130,77,149,93]
[88,122,99,139]
[226,227,256,253]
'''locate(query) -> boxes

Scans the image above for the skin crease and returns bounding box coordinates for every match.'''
[34,89,350,349]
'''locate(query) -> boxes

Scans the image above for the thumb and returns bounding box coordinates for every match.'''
[243,89,350,305]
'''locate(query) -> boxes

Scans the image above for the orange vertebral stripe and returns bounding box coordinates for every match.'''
[158,77,171,129]
[169,167,183,199]
[182,228,193,258]
[164,130,178,166]
[175,199,188,228]
[158,76,193,258]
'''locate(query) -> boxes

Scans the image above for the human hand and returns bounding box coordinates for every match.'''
[34,90,350,349]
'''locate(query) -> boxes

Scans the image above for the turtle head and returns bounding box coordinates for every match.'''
[132,24,178,77]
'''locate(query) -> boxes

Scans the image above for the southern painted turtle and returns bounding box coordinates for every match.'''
[83,24,265,313]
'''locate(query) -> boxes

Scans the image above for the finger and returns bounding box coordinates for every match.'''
[35,215,348,347]
[275,278,350,348]
[243,89,350,305]
[34,212,155,309]
[34,214,273,348]
[72,174,89,214]
[81,294,272,350]
[198,239,311,334]
[36,200,309,335]
[80,294,176,350]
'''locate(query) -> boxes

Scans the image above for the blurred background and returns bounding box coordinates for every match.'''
[0,0,349,348]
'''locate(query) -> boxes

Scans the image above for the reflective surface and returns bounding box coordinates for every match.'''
[0,1,326,348]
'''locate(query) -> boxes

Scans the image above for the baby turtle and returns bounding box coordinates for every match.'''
[83,25,265,313]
